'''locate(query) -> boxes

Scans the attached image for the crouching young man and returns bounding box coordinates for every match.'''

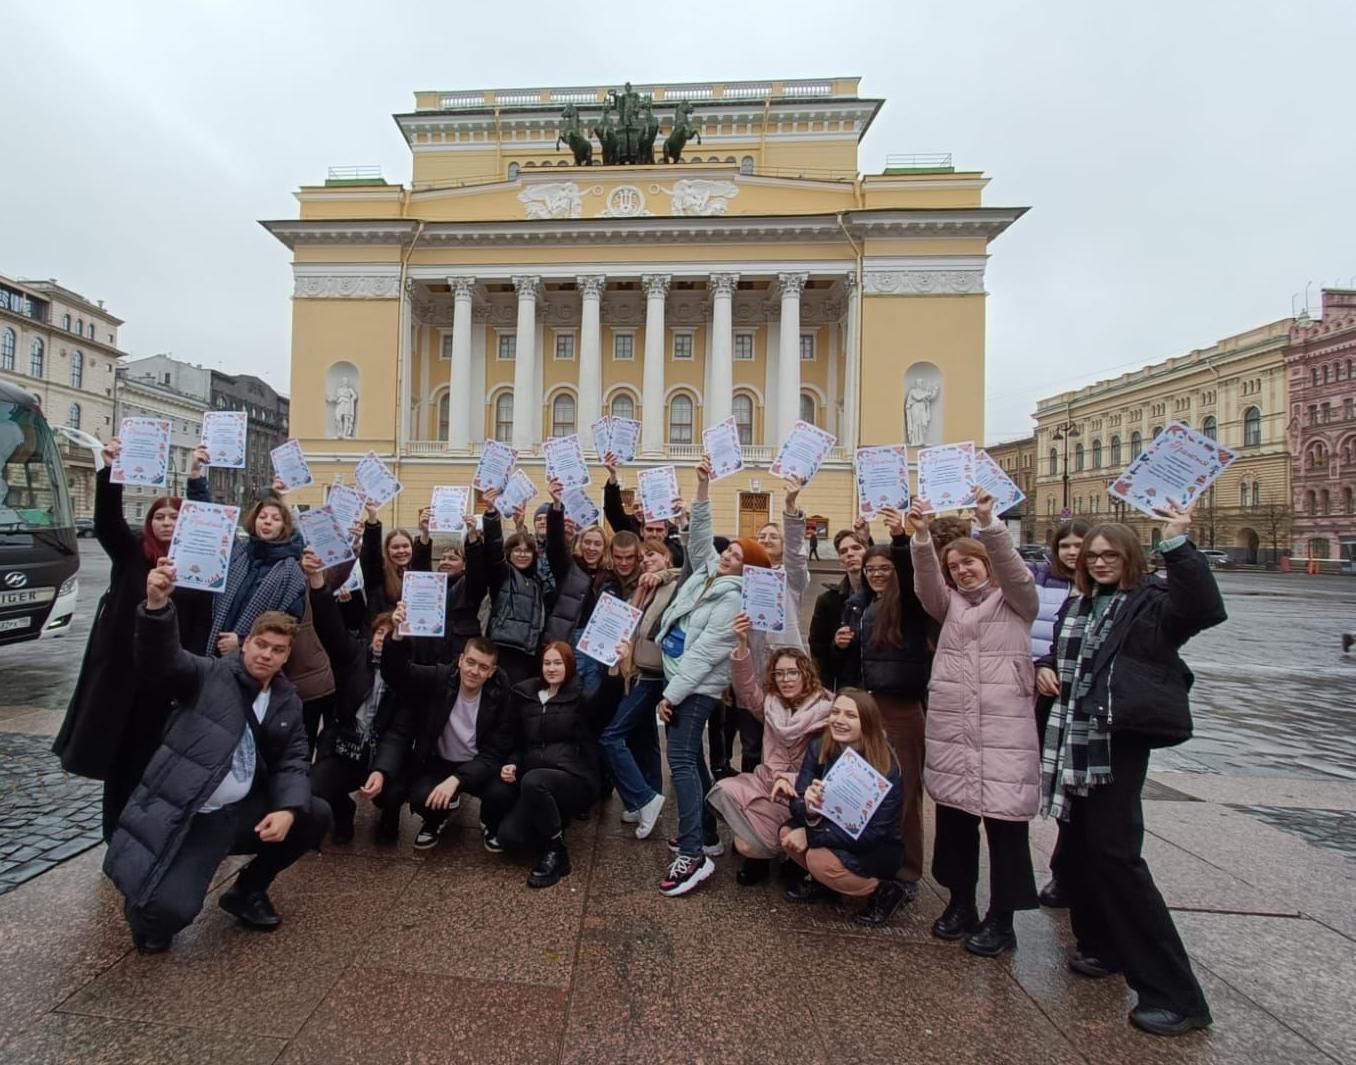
[104,561,332,954]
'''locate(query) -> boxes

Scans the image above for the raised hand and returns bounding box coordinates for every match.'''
[389,602,407,639]
[102,436,122,467]
[603,452,619,483]
[146,559,176,609]
[974,488,995,528]
[300,548,326,587]
[190,445,211,477]
[1154,498,1196,539]
[732,611,752,645]
[879,506,905,538]
[907,498,934,534]
[784,475,803,512]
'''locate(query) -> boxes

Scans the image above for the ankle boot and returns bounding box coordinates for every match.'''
[931,896,980,940]
[735,858,770,886]
[965,910,1017,957]
[527,837,571,888]
[854,880,907,926]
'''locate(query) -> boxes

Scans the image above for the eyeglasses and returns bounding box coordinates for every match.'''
[1084,551,1122,564]
[772,668,802,679]
[863,566,894,577]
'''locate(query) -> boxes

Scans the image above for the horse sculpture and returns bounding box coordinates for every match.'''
[637,101,660,165]
[556,103,594,166]
[591,105,619,167]
[663,100,701,164]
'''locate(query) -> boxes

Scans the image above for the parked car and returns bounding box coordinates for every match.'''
[1200,549,1234,569]
[75,518,95,538]
[1018,544,1047,561]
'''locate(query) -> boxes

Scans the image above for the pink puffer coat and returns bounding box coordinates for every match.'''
[911,521,1041,821]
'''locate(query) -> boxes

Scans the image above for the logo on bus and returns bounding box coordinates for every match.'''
[3,572,27,589]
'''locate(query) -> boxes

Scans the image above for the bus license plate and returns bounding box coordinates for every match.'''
[0,588,54,607]
[0,617,31,633]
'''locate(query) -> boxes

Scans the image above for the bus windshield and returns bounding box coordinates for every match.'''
[0,398,75,533]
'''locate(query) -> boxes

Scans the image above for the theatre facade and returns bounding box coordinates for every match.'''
[264,77,1025,534]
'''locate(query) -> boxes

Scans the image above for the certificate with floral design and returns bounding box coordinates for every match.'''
[576,593,644,667]
[917,442,977,511]
[200,410,247,469]
[855,446,910,517]
[111,417,171,488]
[354,451,402,508]
[1108,421,1236,518]
[741,565,787,634]
[298,506,355,570]
[820,746,893,841]
[167,501,239,593]
[399,571,448,637]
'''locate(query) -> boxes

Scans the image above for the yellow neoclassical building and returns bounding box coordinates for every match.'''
[264,77,1025,535]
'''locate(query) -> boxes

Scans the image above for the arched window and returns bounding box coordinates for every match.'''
[75,318,83,335]
[67,402,81,430]
[1048,447,1059,475]
[29,337,44,377]
[739,155,754,175]
[1321,489,1331,515]
[437,393,450,441]
[70,350,84,388]
[494,393,514,442]
[668,393,694,444]
[1130,431,1142,456]
[87,322,94,339]
[1251,481,1261,508]
[610,392,635,421]
[1074,442,1085,471]
[1239,482,1248,508]
[1243,406,1261,446]
[732,393,754,445]
[551,393,576,437]
[62,313,71,330]
[1203,415,1217,440]
[1091,439,1102,468]
[1324,365,1331,384]
[1344,487,1354,515]
[1151,425,1163,440]
[799,392,816,427]
[1305,490,1316,515]
[1110,435,1122,467]
[507,162,519,180]
[0,328,14,370]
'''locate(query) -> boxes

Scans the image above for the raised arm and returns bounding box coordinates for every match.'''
[729,624,766,720]
[93,465,138,563]
[136,570,208,703]
[909,531,951,624]
[603,477,641,537]
[545,497,573,582]
[1155,505,1228,646]
[781,478,810,597]
[378,624,442,704]
[360,516,384,599]
[481,508,509,592]
[975,519,1039,623]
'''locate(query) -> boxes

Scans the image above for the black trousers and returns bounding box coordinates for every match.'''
[931,803,1038,913]
[732,706,765,773]
[125,790,331,941]
[407,755,518,828]
[1051,736,1209,1016]
[484,768,592,851]
[310,755,401,833]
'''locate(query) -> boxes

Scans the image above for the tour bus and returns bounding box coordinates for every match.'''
[0,380,80,645]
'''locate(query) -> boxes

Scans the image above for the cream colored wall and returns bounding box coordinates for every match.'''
[289,298,400,447]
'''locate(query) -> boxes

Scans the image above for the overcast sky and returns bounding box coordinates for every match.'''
[4,0,1352,443]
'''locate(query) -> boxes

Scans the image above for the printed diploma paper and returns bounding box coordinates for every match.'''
[399,571,448,638]
[563,486,601,528]
[428,486,469,533]
[326,483,364,532]
[544,433,591,488]
[819,745,893,841]
[741,565,787,635]
[298,506,355,570]
[702,417,744,481]
[111,417,171,488]
[771,421,836,484]
[200,410,247,469]
[473,440,517,493]
[1108,421,1237,518]
[270,440,314,491]
[636,465,682,522]
[973,449,1026,516]
[916,442,977,511]
[855,446,910,518]
[167,501,238,593]
[495,469,538,518]
[354,451,402,508]
[575,593,644,667]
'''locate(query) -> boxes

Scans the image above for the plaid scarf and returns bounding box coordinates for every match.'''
[206,540,308,655]
[1039,590,1126,821]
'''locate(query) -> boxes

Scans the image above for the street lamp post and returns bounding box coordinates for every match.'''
[1052,420,1080,514]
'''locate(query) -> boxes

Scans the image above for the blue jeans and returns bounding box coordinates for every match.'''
[600,678,663,811]
[573,630,605,701]
[665,692,718,857]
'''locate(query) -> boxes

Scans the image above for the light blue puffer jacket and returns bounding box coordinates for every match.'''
[1026,559,1073,660]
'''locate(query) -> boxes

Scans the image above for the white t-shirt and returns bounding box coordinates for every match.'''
[436,688,482,764]
[200,688,270,813]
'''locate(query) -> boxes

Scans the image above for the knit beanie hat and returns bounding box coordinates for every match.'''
[534,502,553,518]
[732,537,772,570]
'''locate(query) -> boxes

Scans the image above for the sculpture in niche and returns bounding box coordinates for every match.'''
[329,376,359,439]
[905,378,940,447]
[518,182,583,219]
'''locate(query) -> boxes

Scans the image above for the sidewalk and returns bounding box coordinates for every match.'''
[0,725,1352,1065]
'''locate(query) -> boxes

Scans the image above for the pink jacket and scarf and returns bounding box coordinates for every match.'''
[911,521,1041,821]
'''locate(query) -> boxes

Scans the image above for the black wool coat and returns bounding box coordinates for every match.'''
[505,677,603,795]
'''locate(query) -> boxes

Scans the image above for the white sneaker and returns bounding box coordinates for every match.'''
[634,793,666,840]
[620,809,639,824]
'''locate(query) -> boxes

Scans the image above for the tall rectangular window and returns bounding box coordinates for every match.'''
[800,334,815,361]
[441,333,455,360]
[733,334,754,361]
[555,334,575,361]
[672,333,693,361]
[497,334,516,361]
[613,334,634,361]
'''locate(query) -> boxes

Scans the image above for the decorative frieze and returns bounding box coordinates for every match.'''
[293,274,402,299]
[862,269,985,296]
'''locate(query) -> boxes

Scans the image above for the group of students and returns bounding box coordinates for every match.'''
[53,437,1225,1039]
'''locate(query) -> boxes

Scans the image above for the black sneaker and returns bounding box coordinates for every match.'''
[413,819,445,851]
[659,853,715,897]
[784,874,833,903]
[132,930,172,954]
[481,827,503,853]
[218,886,282,931]
[855,880,906,926]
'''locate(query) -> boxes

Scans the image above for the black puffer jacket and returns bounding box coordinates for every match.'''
[808,575,854,692]
[307,585,399,739]
[839,534,933,699]
[543,504,605,644]
[103,603,312,909]
[505,677,602,795]
[480,510,546,654]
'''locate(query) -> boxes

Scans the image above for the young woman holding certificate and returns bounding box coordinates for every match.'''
[1033,505,1222,1038]
[361,505,417,621]
[475,490,549,687]
[707,616,832,886]
[776,689,907,926]
[909,489,1041,959]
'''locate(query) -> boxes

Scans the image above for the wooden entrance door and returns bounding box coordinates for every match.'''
[738,493,770,537]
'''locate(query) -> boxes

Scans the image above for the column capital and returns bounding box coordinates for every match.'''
[576,275,607,299]
[449,276,477,300]
[777,272,809,298]
[512,275,542,300]
[708,273,740,298]
[641,274,671,299]
[842,271,859,293]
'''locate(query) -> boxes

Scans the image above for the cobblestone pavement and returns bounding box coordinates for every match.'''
[0,733,102,896]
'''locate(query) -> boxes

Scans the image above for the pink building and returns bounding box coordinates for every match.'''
[1286,288,1356,563]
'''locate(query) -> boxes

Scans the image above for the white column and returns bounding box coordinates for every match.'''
[511,275,540,451]
[826,314,840,439]
[842,273,861,448]
[448,276,475,448]
[533,320,546,441]
[763,315,780,446]
[707,273,738,428]
[418,324,430,438]
[470,320,487,443]
[640,274,670,454]
[777,272,807,442]
[577,275,605,432]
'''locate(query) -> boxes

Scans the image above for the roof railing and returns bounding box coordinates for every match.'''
[883,153,954,171]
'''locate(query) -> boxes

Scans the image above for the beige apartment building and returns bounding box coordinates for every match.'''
[1032,318,1293,561]
[0,274,125,516]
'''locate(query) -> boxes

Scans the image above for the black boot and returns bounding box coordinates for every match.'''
[131,930,172,954]
[965,910,1017,957]
[931,896,980,940]
[373,805,400,846]
[1038,878,1068,908]
[854,880,906,926]
[219,883,282,931]
[784,874,832,903]
[736,858,770,886]
[1129,1006,1213,1037]
[527,837,571,888]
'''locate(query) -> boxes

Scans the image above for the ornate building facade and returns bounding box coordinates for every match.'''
[265,78,1025,533]
[1032,319,1293,561]
[1285,288,1356,563]
[984,435,1036,544]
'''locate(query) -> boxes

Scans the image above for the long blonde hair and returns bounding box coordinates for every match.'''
[818,688,895,777]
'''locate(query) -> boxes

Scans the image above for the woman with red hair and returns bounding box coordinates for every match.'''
[54,438,214,840]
